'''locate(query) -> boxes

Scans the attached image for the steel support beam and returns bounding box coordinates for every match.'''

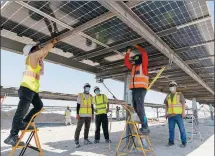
[73,38,145,61]
[1,37,97,74]
[1,1,10,10]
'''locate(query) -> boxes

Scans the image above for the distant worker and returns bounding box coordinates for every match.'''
[116,106,120,121]
[124,45,150,135]
[74,83,94,148]
[164,81,187,148]
[65,106,72,126]
[4,38,57,146]
[93,86,111,144]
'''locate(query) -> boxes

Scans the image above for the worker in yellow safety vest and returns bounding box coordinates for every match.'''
[93,86,111,144]
[164,81,187,148]
[4,38,57,146]
[64,106,72,126]
[74,83,94,148]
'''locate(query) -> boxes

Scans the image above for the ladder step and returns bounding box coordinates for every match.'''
[28,145,40,152]
[13,146,26,149]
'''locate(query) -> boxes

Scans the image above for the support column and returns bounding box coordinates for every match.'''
[192,98,199,125]
[156,108,159,118]
[209,104,214,120]
[124,73,132,144]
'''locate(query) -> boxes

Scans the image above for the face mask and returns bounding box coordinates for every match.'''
[169,87,175,92]
[84,87,90,93]
[95,90,100,95]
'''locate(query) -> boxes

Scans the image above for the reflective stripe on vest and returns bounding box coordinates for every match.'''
[167,92,183,115]
[79,93,92,117]
[20,57,41,93]
[129,64,149,89]
[95,94,107,115]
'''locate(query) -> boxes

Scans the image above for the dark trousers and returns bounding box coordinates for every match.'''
[10,86,43,136]
[168,114,187,144]
[74,117,91,141]
[132,88,148,129]
[95,114,109,140]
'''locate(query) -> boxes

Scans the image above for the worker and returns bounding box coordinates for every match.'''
[74,83,94,148]
[124,45,150,135]
[93,86,111,144]
[65,106,72,126]
[164,81,187,148]
[4,38,57,146]
[116,106,120,121]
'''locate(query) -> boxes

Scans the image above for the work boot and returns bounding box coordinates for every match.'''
[84,139,92,145]
[94,140,100,144]
[139,128,150,135]
[180,143,186,148]
[19,122,34,130]
[75,140,81,148]
[4,135,25,146]
[105,139,111,143]
[166,142,175,147]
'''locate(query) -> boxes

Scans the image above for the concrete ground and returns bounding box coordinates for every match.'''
[1,115,214,156]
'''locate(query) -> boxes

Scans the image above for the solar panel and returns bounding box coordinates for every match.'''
[132,1,209,32]
[84,17,141,46]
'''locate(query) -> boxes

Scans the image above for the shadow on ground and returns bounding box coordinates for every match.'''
[1,120,214,156]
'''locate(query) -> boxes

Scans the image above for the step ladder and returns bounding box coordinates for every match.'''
[116,104,155,156]
[10,108,45,156]
[179,113,202,143]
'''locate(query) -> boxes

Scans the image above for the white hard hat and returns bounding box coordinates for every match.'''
[83,83,91,88]
[23,44,35,56]
[94,86,100,92]
[169,81,177,87]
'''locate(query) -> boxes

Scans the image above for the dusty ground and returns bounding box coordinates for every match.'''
[1,111,214,156]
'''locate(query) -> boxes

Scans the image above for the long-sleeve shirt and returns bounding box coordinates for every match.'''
[124,47,148,76]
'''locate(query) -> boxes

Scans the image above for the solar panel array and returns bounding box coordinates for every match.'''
[1,1,214,104]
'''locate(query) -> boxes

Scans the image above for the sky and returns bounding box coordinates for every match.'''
[1,1,214,109]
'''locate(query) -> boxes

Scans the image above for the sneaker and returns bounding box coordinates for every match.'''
[19,122,34,130]
[139,128,150,135]
[105,139,111,143]
[75,140,81,148]
[84,139,93,145]
[166,142,175,147]
[94,140,100,144]
[180,143,186,148]
[4,135,25,146]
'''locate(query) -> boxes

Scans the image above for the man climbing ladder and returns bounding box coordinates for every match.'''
[124,45,150,135]
[4,38,57,146]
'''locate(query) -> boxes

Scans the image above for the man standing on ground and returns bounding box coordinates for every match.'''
[65,106,71,126]
[124,45,150,135]
[93,86,111,144]
[164,81,187,148]
[116,106,120,121]
[4,38,57,146]
[74,83,94,148]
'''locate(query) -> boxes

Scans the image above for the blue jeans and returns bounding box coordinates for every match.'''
[168,114,186,144]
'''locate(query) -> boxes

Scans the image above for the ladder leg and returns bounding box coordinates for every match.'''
[19,132,34,156]
[116,120,128,153]
[133,123,146,156]
[35,131,43,156]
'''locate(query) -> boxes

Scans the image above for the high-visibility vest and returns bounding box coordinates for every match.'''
[94,94,108,115]
[129,64,149,89]
[20,56,41,93]
[79,93,93,117]
[167,92,183,115]
[65,109,71,118]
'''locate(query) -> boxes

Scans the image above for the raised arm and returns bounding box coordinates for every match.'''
[124,49,133,70]
[134,45,148,76]
[34,38,57,60]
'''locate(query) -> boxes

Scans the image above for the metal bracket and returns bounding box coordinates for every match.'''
[96,77,104,83]
[169,58,173,67]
